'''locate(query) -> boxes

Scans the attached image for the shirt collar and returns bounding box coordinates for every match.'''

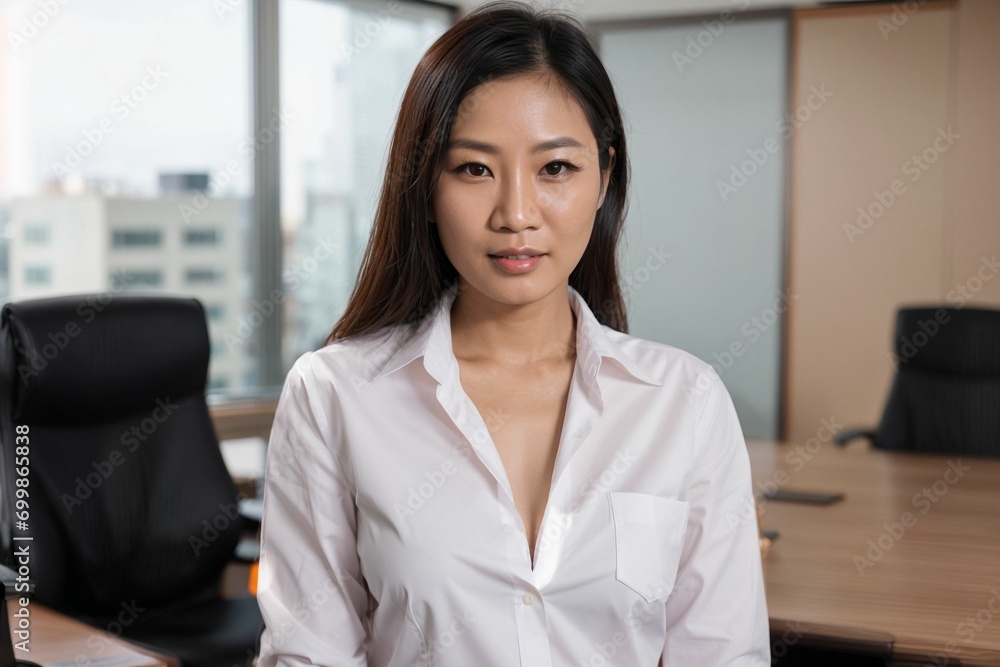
[369,283,663,387]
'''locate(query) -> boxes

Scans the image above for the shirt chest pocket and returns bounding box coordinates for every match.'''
[609,492,690,604]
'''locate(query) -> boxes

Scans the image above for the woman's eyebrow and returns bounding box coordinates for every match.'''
[446,137,586,154]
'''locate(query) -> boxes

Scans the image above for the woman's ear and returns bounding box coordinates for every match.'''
[597,146,616,210]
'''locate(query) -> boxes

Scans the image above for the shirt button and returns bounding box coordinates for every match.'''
[573,430,585,438]
[522,592,535,606]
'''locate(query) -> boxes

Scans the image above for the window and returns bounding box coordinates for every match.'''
[117,270,163,287]
[209,376,230,391]
[0,0,254,391]
[24,224,50,244]
[24,266,51,285]
[279,0,454,368]
[186,268,221,284]
[185,228,219,245]
[0,0,453,397]
[112,230,162,248]
[206,304,225,321]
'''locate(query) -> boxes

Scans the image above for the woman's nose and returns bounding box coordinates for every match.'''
[493,167,540,231]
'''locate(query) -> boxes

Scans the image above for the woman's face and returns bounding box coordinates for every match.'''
[432,72,614,306]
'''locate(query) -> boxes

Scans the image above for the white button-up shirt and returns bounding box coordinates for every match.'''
[256,283,770,666]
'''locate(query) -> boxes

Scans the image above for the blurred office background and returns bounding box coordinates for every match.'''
[0,0,997,476]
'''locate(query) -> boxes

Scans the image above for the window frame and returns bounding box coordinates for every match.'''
[212,0,456,409]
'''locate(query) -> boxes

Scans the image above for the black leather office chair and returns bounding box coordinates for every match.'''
[0,294,263,666]
[836,305,1000,456]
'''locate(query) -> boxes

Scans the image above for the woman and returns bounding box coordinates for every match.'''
[256,1,770,665]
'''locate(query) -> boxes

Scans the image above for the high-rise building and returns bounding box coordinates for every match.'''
[286,13,443,360]
[8,179,249,389]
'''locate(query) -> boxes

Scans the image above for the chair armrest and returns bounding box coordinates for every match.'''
[834,427,877,447]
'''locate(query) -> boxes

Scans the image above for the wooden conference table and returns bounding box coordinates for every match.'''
[5,599,176,667]
[748,439,1000,665]
[7,438,997,664]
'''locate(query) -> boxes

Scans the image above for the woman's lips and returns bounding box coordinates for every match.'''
[488,253,546,274]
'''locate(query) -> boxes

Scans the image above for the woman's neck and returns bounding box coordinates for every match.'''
[449,284,577,368]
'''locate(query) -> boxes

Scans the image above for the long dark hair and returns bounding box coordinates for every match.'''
[324,0,632,345]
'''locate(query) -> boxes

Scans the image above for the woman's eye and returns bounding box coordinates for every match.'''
[544,161,577,177]
[456,161,578,178]
[458,163,490,177]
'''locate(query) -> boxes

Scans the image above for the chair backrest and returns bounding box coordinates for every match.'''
[876,305,1000,456]
[0,294,241,617]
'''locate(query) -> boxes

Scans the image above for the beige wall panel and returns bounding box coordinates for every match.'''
[948,0,1000,305]
[786,4,955,443]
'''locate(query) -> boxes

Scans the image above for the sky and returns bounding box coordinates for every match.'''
[2,0,252,197]
[1,0,448,226]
